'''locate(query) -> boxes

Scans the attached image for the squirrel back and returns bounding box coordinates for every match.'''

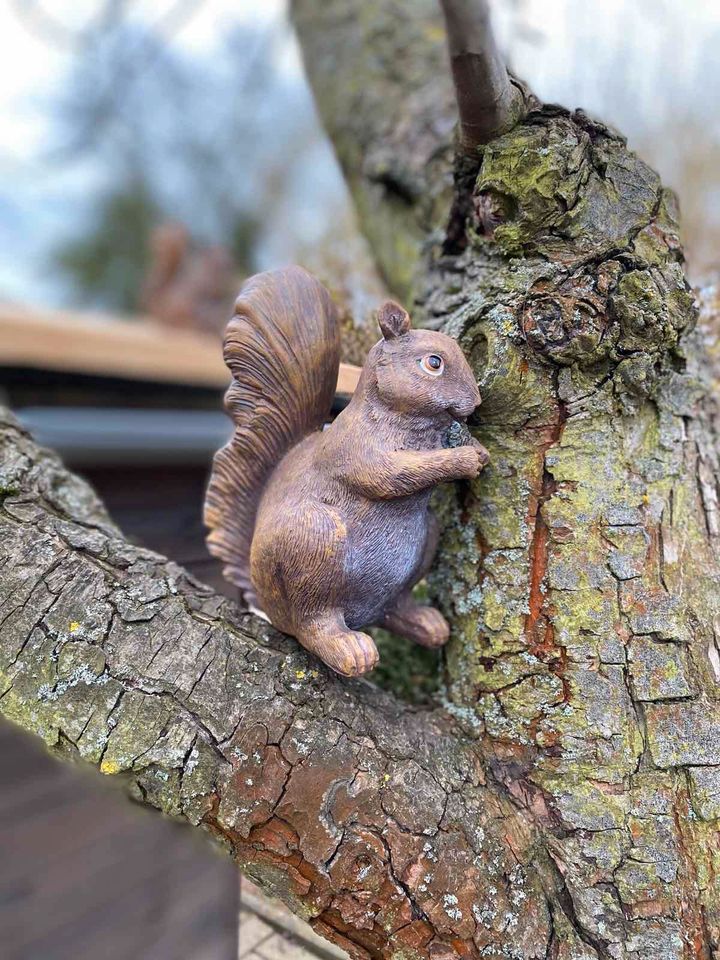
[204,266,340,599]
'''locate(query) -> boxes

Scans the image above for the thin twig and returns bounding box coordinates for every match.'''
[439,0,523,150]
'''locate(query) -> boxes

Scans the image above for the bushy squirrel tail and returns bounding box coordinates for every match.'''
[204,266,340,600]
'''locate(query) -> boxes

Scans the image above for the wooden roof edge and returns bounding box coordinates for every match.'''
[0,303,361,396]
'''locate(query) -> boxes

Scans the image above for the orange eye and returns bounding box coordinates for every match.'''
[419,354,444,376]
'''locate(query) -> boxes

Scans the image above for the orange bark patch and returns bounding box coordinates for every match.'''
[523,409,567,668]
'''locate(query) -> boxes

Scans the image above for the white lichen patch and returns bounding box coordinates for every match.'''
[37,665,110,702]
[185,747,200,774]
[442,893,462,921]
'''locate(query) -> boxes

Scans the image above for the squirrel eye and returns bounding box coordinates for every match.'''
[419,354,444,376]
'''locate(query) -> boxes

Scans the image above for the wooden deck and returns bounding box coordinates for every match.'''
[0,721,239,960]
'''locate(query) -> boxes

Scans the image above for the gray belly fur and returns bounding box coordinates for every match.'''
[342,496,430,629]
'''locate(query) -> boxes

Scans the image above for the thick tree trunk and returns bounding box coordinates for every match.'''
[293,2,720,958]
[1,3,719,959]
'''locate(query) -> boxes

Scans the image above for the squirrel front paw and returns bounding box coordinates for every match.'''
[455,442,489,479]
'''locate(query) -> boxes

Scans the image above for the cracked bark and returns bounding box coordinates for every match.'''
[1,2,720,958]
[0,411,558,958]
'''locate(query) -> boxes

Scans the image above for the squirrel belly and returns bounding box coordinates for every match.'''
[340,494,431,630]
[249,433,432,635]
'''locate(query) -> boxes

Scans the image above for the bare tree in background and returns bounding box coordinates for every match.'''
[2,1,720,957]
[37,7,334,310]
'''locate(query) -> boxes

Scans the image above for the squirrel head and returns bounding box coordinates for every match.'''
[371,301,481,420]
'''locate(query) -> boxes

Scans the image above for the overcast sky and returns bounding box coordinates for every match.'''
[2,0,720,307]
[0,1,289,159]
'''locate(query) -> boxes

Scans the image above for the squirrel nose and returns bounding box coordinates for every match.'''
[451,393,480,419]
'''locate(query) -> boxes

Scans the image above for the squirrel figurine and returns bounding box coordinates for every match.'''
[204,266,488,677]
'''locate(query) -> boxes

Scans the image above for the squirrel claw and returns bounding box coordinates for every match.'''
[470,437,490,469]
[339,630,380,676]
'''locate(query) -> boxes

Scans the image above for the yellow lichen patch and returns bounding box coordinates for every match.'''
[100,759,121,775]
[295,670,306,681]
[482,588,509,633]
[69,621,81,633]
[422,24,446,44]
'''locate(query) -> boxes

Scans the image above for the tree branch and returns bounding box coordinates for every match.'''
[290,0,528,310]
[439,0,524,150]
[291,0,458,303]
[0,409,557,959]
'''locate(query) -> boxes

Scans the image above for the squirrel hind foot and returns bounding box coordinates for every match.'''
[383,600,450,649]
[296,615,379,677]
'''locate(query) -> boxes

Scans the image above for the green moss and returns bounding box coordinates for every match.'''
[475,110,660,262]
[370,625,441,705]
[476,117,589,257]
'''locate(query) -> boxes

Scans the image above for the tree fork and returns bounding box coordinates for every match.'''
[0,409,583,959]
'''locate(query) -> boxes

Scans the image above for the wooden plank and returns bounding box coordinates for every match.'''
[336,361,361,397]
[0,304,361,395]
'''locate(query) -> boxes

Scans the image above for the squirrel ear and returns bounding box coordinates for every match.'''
[377,301,412,340]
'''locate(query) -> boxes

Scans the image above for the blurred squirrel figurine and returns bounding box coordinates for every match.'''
[140,223,236,336]
[204,266,488,676]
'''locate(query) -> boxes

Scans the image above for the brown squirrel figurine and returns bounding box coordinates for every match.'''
[204,266,487,676]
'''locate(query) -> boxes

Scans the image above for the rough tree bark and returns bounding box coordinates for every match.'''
[293,1,720,957]
[1,2,719,959]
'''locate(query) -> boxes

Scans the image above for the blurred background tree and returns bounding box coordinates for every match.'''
[1,0,352,311]
[44,8,337,311]
[52,174,159,311]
